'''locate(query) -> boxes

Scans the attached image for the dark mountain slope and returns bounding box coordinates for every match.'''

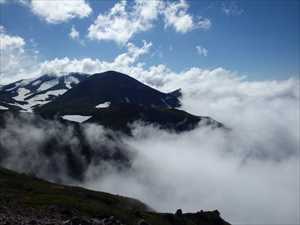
[37,71,181,116]
[86,103,223,134]
[35,71,223,132]
[0,167,231,225]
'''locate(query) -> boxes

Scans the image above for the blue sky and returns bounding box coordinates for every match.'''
[0,0,299,81]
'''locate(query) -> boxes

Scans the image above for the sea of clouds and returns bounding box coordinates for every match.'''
[0,68,299,225]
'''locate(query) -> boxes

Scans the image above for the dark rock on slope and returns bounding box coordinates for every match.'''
[0,167,231,225]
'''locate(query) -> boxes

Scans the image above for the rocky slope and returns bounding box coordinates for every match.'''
[0,167,231,225]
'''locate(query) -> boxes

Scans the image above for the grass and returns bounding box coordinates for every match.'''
[0,167,230,225]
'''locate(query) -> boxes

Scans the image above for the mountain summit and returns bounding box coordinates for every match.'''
[37,71,181,115]
[1,71,224,133]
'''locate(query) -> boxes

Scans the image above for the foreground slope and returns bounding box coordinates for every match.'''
[0,167,231,225]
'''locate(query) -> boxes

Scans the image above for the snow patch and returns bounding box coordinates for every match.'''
[31,80,42,86]
[28,89,67,102]
[125,97,130,103]
[95,101,111,108]
[12,89,67,112]
[13,88,31,101]
[62,115,92,123]
[65,76,80,89]
[4,85,17,92]
[37,79,59,91]
[0,105,8,110]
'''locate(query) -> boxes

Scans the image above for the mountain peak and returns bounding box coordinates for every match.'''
[37,71,181,116]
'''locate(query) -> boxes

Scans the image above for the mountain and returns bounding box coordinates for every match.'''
[86,103,223,134]
[37,71,181,116]
[1,71,224,133]
[35,71,223,132]
[0,166,231,225]
[0,73,87,112]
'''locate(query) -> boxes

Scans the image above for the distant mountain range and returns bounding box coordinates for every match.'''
[0,71,223,133]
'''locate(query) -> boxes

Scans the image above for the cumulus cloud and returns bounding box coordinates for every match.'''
[27,0,92,24]
[34,40,152,76]
[88,0,161,45]
[196,45,208,56]
[0,38,153,84]
[163,0,211,33]
[0,26,39,84]
[0,27,25,50]
[88,0,210,44]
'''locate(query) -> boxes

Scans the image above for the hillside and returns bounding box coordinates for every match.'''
[0,167,231,225]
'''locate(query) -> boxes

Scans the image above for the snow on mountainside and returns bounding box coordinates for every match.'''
[37,71,181,116]
[0,73,88,112]
[61,115,92,123]
[0,70,224,133]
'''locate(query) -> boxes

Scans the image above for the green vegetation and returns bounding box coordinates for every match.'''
[0,167,230,225]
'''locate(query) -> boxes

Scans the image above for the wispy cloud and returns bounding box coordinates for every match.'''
[196,45,208,56]
[222,1,243,16]
[69,25,85,46]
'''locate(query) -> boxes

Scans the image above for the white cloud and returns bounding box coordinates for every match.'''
[114,40,152,66]
[196,45,208,56]
[163,0,211,33]
[69,26,85,46]
[81,68,299,224]
[222,1,243,16]
[28,0,92,24]
[33,40,152,77]
[0,28,25,50]
[1,31,299,223]
[88,0,161,45]
[0,27,39,83]
[197,17,212,30]
[88,0,211,44]
[69,26,79,40]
